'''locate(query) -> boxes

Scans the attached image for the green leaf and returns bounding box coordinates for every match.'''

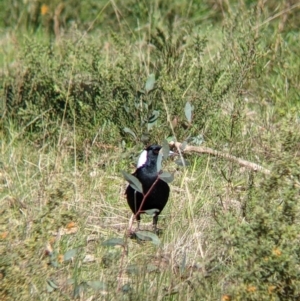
[123,127,137,139]
[144,209,160,216]
[67,278,75,285]
[46,279,59,292]
[50,260,59,268]
[50,251,60,267]
[145,73,156,92]
[47,282,55,293]
[121,171,143,194]
[126,264,140,274]
[147,110,160,131]
[180,141,188,151]
[184,101,193,123]
[190,134,204,146]
[162,139,170,159]
[102,238,125,247]
[121,284,132,292]
[64,248,79,262]
[156,151,163,172]
[167,136,176,143]
[73,282,87,298]
[47,279,59,289]
[180,251,187,274]
[148,110,160,123]
[141,132,150,143]
[87,281,107,291]
[142,101,148,110]
[175,159,190,166]
[147,120,157,131]
[147,263,159,272]
[159,172,174,183]
[135,231,161,245]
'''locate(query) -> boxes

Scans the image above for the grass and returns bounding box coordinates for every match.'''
[0,136,204,299]
[1,0,300,300]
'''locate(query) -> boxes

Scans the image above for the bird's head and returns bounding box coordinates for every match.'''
[137,144,174,169]
[137,145,161,168]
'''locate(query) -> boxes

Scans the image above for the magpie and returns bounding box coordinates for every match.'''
[125,145,170,232]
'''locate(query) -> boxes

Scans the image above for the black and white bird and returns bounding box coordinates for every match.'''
[125,145,170,232]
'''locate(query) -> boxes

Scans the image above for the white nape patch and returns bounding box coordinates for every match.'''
[137,150,148,168]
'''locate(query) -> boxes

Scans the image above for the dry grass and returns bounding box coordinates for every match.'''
[1,0,300,300]
[0,122,265,300]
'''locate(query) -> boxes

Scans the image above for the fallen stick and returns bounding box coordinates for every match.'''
[169,141,271,175]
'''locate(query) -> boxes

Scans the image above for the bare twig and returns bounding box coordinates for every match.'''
[128,176,160,233]
[252,2,300,31]
[170,141,271,175]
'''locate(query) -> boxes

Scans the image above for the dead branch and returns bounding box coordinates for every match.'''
[170,141,271,175]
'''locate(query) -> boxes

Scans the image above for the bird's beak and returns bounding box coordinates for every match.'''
[168,151,175,156]
[163,150,176,158]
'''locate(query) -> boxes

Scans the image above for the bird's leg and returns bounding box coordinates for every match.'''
[136,214,141,231]
[152,214,158,233]
[134,191,141,231]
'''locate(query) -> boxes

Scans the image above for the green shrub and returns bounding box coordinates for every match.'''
[1,2,300,299]
[2,11,261,150]
[209,127,300,300]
